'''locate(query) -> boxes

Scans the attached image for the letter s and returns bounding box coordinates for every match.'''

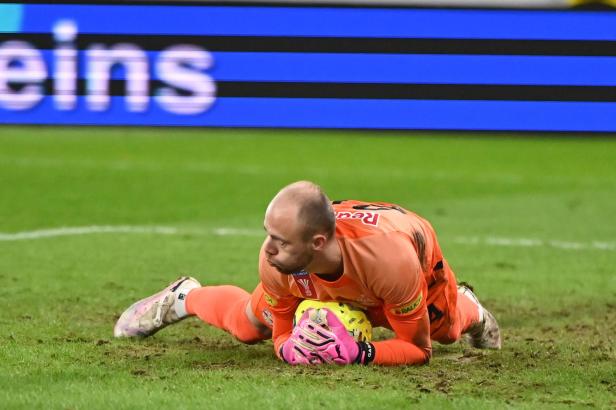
[155,45,216,115]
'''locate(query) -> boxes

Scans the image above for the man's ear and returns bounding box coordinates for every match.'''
[312,234,327,251]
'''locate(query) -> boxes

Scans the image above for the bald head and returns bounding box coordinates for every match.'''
[267,181,336,240]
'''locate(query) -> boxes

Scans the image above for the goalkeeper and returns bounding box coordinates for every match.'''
[115,181,501,366]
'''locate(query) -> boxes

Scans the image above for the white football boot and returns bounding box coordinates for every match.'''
[458,284,502,349]
[114,276,201,338]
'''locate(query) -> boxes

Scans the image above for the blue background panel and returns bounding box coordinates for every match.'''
[2,97,616,132]
[27,50,616,86]
[18,5,616,41]
[2,3,616,131]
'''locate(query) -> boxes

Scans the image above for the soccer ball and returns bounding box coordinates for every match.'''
[294,300,372,342]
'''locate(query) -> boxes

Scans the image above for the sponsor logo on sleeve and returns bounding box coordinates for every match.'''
[390,294,423,316]
[261,308,274,327]
[291,270,317,298]
[263,293,278,307]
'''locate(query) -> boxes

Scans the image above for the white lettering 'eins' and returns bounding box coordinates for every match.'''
[53,20,78,110]
[86,44,150,112]
[0,19,216,114]
[0,41,47,110]
[156,45,216,115]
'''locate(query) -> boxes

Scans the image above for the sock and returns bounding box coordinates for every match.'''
[185,285,264,343]
[457,289,483,334]
[173,279,200,318]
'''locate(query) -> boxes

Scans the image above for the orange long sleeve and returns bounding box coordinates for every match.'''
[372,309,432,365]
[373,339,431,365]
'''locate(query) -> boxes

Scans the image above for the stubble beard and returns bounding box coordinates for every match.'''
[274,252,314,275]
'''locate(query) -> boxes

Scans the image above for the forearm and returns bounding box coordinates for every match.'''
[372,338,431,366]
[271,309,295,360]
[376,299,432,366]
[258,283,299,359]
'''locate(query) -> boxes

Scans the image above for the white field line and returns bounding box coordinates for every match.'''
[0,155,269,176]
[0,225,614,252]
[0,155,567,185]
[452,236,616,252]
[0,225,181,241]
[211,227,263,237]
[4,154,616,189]
[0,225,264,241]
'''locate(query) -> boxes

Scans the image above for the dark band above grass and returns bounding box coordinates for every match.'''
[4,33,616,56]
[31,79,616,102]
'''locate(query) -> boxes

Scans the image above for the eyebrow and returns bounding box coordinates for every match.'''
[263,225,287,242]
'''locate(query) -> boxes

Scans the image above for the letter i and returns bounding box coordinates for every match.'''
[53,20,78,110]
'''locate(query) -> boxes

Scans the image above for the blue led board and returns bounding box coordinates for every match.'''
[1,3,616,131]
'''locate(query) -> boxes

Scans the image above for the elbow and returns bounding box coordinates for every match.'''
[401,343,432,366]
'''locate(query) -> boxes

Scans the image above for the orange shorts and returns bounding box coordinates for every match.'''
[424,258,461,344]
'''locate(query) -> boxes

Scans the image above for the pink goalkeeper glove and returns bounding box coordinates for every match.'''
[280,308,327,365]
[280,308,375,365]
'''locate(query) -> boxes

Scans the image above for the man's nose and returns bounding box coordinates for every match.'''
[264,238,277,256]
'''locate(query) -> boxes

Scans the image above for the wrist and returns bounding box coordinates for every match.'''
[354,342,376,365]
[279,346,287,363]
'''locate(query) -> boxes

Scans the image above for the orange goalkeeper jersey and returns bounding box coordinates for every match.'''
[260,200,450,365]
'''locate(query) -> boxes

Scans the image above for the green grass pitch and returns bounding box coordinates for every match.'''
[0,126,614,409]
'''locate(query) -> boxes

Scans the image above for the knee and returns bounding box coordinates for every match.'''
[432,323,461,345]
[435,333,459,345]
[233,333,262,345]
[229,302,271,344]
[232,326,271,345]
